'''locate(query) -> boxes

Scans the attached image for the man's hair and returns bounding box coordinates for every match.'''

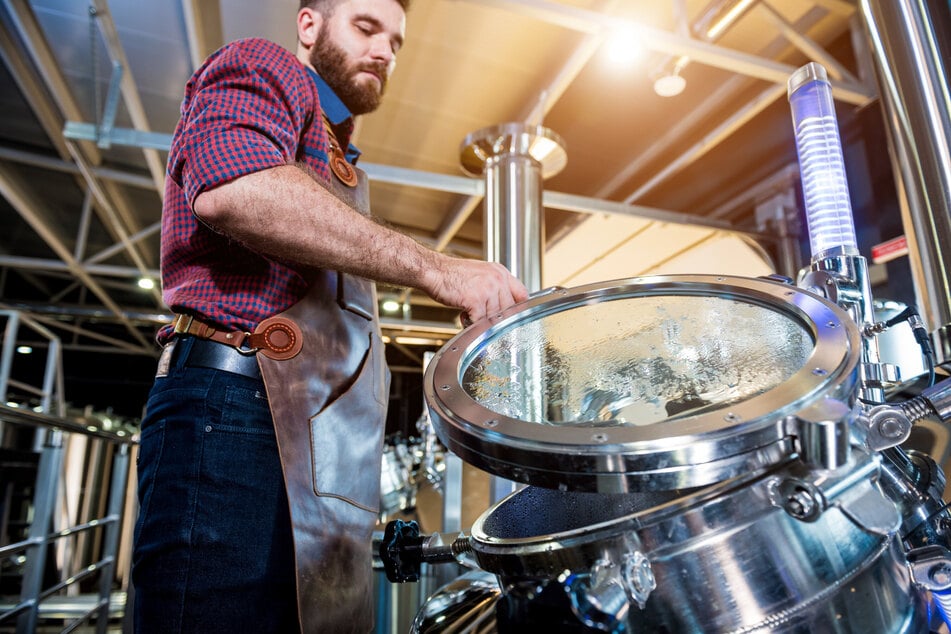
[299,0,411,12]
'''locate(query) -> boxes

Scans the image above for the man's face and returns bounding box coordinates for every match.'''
[309,0,406,115]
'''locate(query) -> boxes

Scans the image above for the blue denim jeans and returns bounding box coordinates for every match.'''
[132,336,299,633]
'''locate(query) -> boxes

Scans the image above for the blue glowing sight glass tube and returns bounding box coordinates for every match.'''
[787,63,858,258]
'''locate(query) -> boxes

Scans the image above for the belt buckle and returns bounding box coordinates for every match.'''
[173,314,194,335]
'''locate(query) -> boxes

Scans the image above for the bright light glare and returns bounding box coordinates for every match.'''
[16,345,32,354]
[381,299,401,313]
[529,137,558,162]
[138,278,156,290]
[602,28,644,66]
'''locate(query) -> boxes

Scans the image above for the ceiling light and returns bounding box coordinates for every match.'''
[381,299,402,313]
[138,277,156,290]
[650,54,689,98]
[16,345,32,354]
[653,73,686,97]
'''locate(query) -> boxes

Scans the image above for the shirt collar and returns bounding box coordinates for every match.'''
[307,67,361,163]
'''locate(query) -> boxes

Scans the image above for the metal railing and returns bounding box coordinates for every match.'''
[1,309,138,633]
[0,405,135,634]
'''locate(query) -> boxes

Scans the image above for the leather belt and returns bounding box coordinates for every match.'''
[169,336,262,380]
[172,313,303,361]
[173,313,258,348]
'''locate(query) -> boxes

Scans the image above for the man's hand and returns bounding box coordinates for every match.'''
[423,257,529,326]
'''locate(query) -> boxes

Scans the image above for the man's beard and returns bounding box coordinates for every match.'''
[309,27,388,115]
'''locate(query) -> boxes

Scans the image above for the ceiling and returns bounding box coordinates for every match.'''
[0,0,877,417]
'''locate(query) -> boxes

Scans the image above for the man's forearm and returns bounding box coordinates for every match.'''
[193,164,438,291]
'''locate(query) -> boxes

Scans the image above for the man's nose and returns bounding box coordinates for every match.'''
[369,35,396,66]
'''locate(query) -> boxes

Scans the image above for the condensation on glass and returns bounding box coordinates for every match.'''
[462,294,815,427]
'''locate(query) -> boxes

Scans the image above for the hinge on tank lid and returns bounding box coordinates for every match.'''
[906,545,951,592]
[769,450,898,535]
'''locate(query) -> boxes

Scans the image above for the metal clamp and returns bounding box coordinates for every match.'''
[859,404,914,451]
[906,545,951,592]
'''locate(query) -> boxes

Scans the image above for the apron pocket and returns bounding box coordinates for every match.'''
[309,336,386,513]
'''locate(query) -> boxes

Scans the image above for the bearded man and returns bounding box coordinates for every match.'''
[131,1,527,632]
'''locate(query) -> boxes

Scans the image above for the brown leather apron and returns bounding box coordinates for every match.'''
[255,166,389,633]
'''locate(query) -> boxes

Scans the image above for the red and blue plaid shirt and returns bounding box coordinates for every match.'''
[158,37,359,344]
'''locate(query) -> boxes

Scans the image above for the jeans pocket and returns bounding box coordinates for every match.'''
[133,419,168,546]
[220,384,272,433]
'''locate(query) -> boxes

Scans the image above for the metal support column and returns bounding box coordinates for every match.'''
[15,429,64,634]
[96,444,130,634]
[858,0,951,364]
[460,123,567,503]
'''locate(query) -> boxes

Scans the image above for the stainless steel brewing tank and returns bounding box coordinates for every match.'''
[414,473,928,633]
[418,274,930,633]
[424,274,861,492]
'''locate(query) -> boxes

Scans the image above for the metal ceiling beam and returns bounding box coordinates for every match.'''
[181,0,223,72]
[433,196,483,252]
[0,146,156,190]
[623,82,787,204]
[812,0,856,15]
[85,223,160,266]
[460,0,873,105]
[0,0,100,162]
[758,0,857,82]
[57,122,753,236]
[708,163,800,219]
[65,140,163,305]
[429,0,624,260]
[28,314,148,355]
[0,164,152,350]
[597,6,840,204]
[543,190,763,237]
[1,0,157,289]
[90,0,166,198]
[0,256,158,279]
[0,18,69,157]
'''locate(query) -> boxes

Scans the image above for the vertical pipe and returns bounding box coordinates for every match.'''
[484,154,545,293]
[0,311,20,443]
[857,0,951,363]
[96,443,129,634]
[0,311,21,401]
[34,337,60,452]
[460,123,566,503]
[16,429,63,634]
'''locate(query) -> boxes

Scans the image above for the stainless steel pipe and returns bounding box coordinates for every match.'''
[858,0,951,364]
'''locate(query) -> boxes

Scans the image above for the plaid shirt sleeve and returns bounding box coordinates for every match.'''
[158,38,331,343]
[168,38,316,204]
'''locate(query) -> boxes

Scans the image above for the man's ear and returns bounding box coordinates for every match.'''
[297,8,322,48]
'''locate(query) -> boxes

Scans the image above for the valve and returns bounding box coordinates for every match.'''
[378,519,471,583]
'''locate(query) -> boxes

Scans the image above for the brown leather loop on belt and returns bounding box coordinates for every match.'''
[172,313,303,360]
[253,316,303,360]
